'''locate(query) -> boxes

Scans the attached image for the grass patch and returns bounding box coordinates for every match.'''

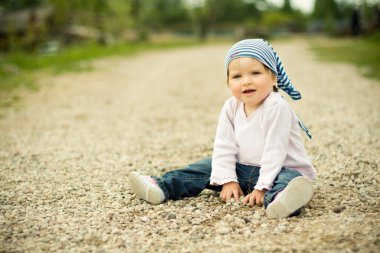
[310,33,380,81]
[0,39,202,103]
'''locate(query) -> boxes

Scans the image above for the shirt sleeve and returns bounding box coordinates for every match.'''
[254,103,293,190]
[210,100,239,186]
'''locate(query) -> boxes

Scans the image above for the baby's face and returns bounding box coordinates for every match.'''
[227,57,276,113]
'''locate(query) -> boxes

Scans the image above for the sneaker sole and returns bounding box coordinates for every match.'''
[266,176,313,218]
[128,171,164,205]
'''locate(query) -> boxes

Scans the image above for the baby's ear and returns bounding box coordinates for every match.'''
[271,72,277,83]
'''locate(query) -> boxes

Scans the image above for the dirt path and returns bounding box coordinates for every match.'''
[1,39,379,252]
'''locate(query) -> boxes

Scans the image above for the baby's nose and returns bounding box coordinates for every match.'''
[242,76,252,85]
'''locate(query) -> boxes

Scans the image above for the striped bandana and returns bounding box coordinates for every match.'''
[225,38,301,100]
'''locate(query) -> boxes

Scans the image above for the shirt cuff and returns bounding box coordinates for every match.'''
[210,176,238,186]
[254,183,272,191]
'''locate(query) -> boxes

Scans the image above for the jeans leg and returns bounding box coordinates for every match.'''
[263,168,302,208]
[235,163,260,195]
[152,157,222,200]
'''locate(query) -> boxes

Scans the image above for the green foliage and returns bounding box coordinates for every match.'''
[313,0,339,19]
[262,11,293,28]
[311,33,380,81]
[128,0,190,40]
[281,0,293,13]
[0,0,46,11]
[212,0,246,23]
[254,7,307,35]
[104,0,133,38]
[189,0,264,40]
[149,0,190,27]
[311,0,349,34]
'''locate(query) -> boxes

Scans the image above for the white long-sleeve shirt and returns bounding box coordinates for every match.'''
[210,92,316,190]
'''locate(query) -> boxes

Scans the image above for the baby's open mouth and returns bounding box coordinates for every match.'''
[243,89,256,94]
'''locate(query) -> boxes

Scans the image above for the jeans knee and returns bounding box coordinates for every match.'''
[197,157,212,167]
[276,168,302,184]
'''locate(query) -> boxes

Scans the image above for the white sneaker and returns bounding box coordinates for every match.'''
[128,171,165,205]
[266,176,313,218]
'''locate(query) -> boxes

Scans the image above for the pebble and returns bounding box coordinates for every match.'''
[140,216,149,222]
[191,218,202,225]
[180,226,190,232]
[167,213,176,220]
[333,206,345,213]
[253,212,262,220]
[216,227,231,235]
[224,214,234,222]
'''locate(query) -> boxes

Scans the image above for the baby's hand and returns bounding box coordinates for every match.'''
[242,189,267,207]
[220,182,244,202]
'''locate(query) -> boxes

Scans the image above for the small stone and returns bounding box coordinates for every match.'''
[141,216,149,222]
[180,226,190,232]
[333,206,345,213]
[216,227,231,235]
[167,213,176,220]
[107,211,115,219]
[191,218,202,225]
[185,206,196,212]
[243,217,251,223]
[170,222,178,229]
[253,212,261,220]
[102,234,109,242]
[196,203,204,208]
[191,233,205,240]
[115,238,125,248]
[60,236,68,242]
[277,225,287,233]
[112,228,121,235]
[293,226,303,233]
[224,214,234,222]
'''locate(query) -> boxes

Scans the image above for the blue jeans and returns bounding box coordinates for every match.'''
[153,157,302,208]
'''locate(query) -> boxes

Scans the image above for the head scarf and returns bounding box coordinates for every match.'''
[225,38,301,100]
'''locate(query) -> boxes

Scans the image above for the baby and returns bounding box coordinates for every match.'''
[128,39,316,218]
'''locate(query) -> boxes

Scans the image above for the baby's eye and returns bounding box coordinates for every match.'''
[251,71,261,75]
[232,74,241,79]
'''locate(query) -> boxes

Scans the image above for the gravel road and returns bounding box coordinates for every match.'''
[0,39,379,253]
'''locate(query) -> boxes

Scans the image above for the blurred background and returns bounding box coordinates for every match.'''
[1,0,379,48]
[0,0,379,104]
